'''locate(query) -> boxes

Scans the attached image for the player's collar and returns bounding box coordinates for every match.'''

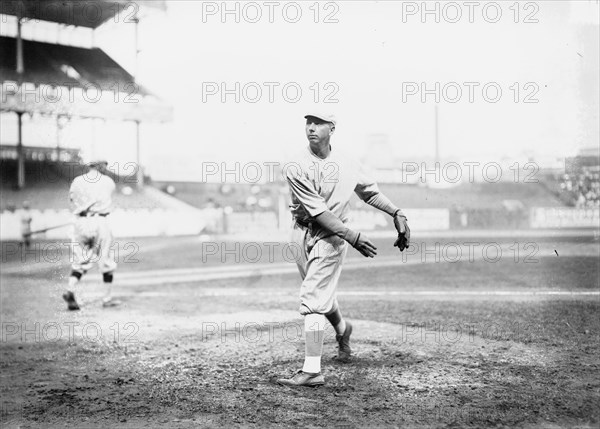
[307,144,333,160]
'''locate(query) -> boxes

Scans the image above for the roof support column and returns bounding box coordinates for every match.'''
[17,112,25,189]
[135,120,144,187]
[16,13,23,73]
[16,14,25,189]
[133,16,144,188]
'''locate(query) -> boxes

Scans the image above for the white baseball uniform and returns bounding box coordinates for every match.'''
[69,171,117,275]
[286,145,385,315]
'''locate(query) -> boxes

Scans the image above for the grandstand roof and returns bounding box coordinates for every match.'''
[0,36,149,94]
[0,36,172,122]
[0,0,166,28]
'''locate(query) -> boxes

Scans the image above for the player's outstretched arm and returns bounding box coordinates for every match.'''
[355,182,410,251]
[314,211,377,258]
[363,192,411,252]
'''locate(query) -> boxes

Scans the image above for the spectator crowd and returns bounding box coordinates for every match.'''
[559,169,600,208]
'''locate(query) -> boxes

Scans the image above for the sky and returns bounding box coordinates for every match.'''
[1,1,599,181]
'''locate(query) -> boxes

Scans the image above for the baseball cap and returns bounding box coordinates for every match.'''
[304,113,337,126]
[87,159,108,168]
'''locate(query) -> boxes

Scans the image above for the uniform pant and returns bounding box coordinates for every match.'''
[291,223,348,315]
[70,216,116,275]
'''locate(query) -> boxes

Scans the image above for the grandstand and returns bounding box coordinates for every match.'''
[1,150,171,211]
[157,180,564,211]
[0,1,207,240]
[0,0,171,187]
[153,181,282,211]
[540,151,600,208]
[152,177,569,232]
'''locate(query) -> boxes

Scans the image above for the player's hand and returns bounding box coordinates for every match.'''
[393,215,410,252]
[353,233,377,258]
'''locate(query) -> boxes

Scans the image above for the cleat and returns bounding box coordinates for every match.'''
[277,370,325,388]
[336,321,353,362]
[62,292,80,311]
[102,298,121,308]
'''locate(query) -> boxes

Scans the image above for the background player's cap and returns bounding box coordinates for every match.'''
[87,159,108,168]
[304,113,337,126]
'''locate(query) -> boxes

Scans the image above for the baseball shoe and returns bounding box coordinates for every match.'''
[62,292,80,311]
[336,321,353,362]
[277,371,325,388]
[102,298,121,308]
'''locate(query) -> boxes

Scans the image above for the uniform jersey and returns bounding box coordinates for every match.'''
[69,172,116,215]
[285,145,383,239]
[20,210,32,230]
[68,171,117,275]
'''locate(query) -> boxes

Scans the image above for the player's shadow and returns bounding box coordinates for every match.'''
[324,346,422,370]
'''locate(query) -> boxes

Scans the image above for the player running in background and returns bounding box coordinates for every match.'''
[63,160,119,311]
[277,113,410,388]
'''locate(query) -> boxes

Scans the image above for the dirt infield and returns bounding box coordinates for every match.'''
[1,234,599,428]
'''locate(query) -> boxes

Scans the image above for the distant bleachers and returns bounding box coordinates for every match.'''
[376,181,564,210]
[152,179,568,231]
[539,168,600,208]
[152,181,282,211]
[155,180,564,210]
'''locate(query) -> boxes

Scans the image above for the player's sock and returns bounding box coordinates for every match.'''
[102,272,113,302]
[68,270,82,289]
[302,313,325,374]
[67,272,81,299]
[326,307,347,336]
[65,272,82,307]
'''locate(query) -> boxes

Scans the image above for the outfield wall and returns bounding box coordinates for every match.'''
[1,207,597,241]
[530,207,599,228]
[0,209,207,241]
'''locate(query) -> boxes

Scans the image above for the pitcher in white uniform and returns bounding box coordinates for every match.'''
[277,113,410,388]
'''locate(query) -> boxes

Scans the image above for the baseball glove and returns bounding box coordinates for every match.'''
[393,215,410,252]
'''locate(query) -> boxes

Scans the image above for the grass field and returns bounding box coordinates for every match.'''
[1,232,599,428]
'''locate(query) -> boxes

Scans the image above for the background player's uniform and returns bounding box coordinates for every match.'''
[69,172,117,276]
[63,168,118,310]
[20,208,32,248]
[286,146,394,316]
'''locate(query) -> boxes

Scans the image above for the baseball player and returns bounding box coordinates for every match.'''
[20,201,33,249]
[277,113,410,387]
[63,160,119,311]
